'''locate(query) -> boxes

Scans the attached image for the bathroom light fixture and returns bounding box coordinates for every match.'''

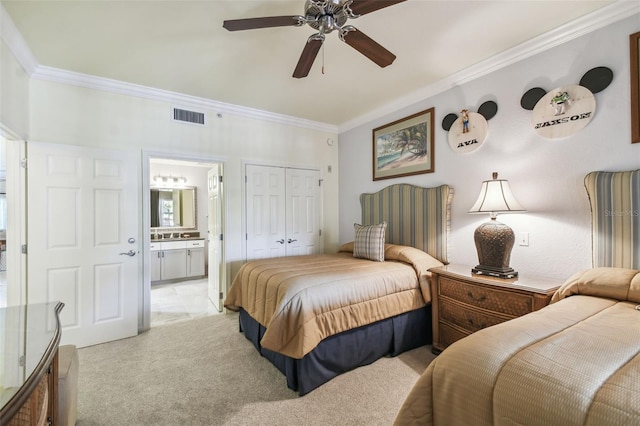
[152,174,187,185]
[468,172,526,279]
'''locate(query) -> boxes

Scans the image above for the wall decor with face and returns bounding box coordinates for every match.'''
[520,66,613,139]
[442,100,498,154]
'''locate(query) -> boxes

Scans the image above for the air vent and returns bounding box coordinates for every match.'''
[172,107,205,125]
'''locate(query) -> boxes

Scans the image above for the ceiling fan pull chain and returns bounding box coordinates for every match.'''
[322,43,325,75]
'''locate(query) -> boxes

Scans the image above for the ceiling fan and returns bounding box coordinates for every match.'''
[223,0,406,78]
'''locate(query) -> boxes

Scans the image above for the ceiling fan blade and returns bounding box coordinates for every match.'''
[223,15,303,31]
[348,0,406,16]
[293,36,324,79]
[341,28,396,68]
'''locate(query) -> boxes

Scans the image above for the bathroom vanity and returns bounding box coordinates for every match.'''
[150,184,205,283]
[150,238,205,283]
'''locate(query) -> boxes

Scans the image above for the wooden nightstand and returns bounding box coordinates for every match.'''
[430,264,561,354]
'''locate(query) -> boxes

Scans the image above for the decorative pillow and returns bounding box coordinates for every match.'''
[353,222,387,262]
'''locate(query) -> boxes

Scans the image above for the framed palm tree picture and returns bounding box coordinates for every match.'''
[372,107,435,181]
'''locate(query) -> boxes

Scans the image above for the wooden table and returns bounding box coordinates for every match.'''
[430,265,560,354]
[0,302,64,425]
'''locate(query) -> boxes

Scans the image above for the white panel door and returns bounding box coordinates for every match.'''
[286,168,320,255]
[207,165,224,311]
[245,165,286,260]
[27,142,139,348]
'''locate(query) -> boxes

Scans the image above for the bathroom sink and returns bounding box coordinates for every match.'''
[150,234,202,241]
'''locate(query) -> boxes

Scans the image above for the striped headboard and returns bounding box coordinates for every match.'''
[360,184,453,264]
[584,170,640,269]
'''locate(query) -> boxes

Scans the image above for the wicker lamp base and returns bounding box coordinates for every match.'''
[472,219,518,279]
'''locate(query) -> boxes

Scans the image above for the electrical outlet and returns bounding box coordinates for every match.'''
[519,232,529,247]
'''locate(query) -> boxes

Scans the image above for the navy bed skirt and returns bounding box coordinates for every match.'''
[238,305,432,395]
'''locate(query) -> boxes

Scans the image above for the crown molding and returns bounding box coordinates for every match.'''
[338,1,640,133]
[3,2,637,136]
[29,66,338,133]
[0,5,337,135]
[0,4,38,75]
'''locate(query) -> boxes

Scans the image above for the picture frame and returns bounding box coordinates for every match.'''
[372,107,435,181]
[631,31,640,144]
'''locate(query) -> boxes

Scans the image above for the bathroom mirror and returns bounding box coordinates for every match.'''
[150,187,196,229]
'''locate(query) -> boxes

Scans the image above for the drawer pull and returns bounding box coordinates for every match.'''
[467,291,487,302]
[467,317,487,329]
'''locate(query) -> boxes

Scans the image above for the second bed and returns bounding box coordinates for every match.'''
[225,183,453,395]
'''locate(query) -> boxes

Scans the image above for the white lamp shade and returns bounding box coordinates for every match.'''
[469,174,525,214]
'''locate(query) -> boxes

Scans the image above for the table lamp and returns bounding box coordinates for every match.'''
[468,172,526,278]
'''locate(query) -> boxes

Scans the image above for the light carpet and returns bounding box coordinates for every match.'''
[77,312,436,426]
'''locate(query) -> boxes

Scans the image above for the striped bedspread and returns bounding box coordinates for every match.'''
[224,244,443,359]
[394,267,640,425]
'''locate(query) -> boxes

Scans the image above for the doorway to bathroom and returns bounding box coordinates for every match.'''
[0,135,9,308]
[144,155,225,328]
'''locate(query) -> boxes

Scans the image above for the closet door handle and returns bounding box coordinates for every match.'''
[287,239,297,244]
[276,239,285,244]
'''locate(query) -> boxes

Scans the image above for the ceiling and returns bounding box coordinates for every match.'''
[1,0,625,128]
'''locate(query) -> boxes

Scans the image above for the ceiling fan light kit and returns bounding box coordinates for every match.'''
[223,0,406,78]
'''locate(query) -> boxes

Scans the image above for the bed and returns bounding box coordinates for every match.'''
[224,183,453,395]
[394,169,640,425]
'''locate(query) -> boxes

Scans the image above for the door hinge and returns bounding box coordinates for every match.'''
[219,234,223,241]
[19,355,25,367]
[318,179,323,187]
[219,292,223,299]
[21,244,27,254]
[319,229,322,237]
[20,158,27,169]
[219,175,223,183]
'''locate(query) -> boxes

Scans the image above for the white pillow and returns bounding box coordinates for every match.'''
[353,222,387,262]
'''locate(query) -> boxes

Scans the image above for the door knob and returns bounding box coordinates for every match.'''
[119,250,137,257]
[287,239,297,243]
[276,239,285,244]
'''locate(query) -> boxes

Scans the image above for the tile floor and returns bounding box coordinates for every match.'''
[150,278,220,327]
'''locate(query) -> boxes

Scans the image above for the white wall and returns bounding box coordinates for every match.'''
[28,80,340,280]
[338,14,640,281]
[0,39,29,138]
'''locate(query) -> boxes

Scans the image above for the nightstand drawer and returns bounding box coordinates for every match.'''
[439,277,532,317]
[439,298,509,333]
[439,322,470,348]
